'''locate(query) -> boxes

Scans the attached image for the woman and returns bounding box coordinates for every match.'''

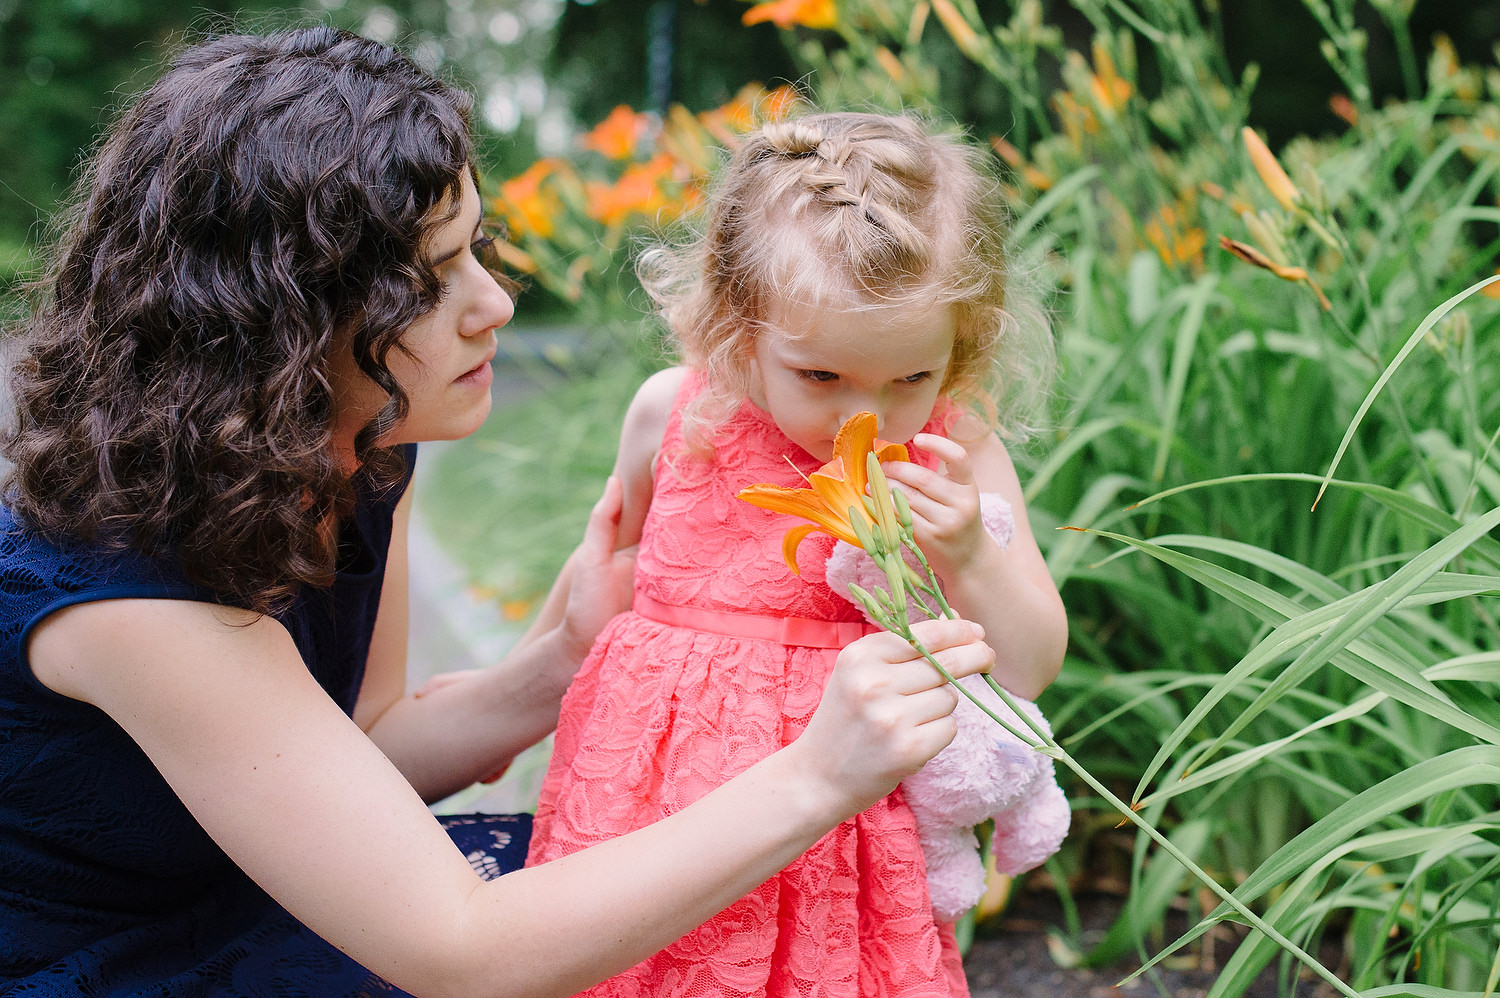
[0,25,994,998]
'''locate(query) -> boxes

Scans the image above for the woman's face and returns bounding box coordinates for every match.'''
[330,171,513,461]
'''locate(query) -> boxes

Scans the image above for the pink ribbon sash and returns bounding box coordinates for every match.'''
[633,592,878,649]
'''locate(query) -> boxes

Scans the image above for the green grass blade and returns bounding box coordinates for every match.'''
[1153,275,1218,484]
[1192,503,1500,762]
[1007,165,1102,249]
[1315,276,1500,510]
[1218,746,1500,909]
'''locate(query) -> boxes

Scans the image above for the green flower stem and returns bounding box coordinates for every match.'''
[976,671,1058,747]
[900,629,1044,750]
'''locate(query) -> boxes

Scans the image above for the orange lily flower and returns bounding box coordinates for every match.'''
[494,159,566,240]
[928,0,984,61]
[1087,40,1131,114]
[1144,203,1205,270]
[742,0,836,30]
[990,136,1053,191]
[1328,94,1358,127]
[738,412,908,575]
[584,153,697,228]
[579,105,652,160]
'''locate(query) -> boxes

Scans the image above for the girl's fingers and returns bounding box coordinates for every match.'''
[882,457,969,509]
[911,433,974,486]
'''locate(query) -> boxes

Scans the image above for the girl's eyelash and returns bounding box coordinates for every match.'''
[798,370,838,383]
[903,371,933,383]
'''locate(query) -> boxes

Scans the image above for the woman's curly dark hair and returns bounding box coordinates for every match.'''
[2,25,477,612]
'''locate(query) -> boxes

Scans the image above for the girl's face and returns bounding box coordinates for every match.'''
[331,171,513,460]
[750,299,956,463]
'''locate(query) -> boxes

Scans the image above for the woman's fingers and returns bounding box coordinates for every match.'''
[579,475,624,558]
[796,617,994,810]
[411,668,480,698]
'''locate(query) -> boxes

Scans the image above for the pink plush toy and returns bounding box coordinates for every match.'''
[825,493,1070,922]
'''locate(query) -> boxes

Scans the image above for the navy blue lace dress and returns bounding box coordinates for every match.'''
[0,446,531,996]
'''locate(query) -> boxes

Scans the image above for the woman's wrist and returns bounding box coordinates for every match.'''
[745,742,856,844]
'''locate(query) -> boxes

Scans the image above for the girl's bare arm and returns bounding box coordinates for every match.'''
[881,416,1066,700]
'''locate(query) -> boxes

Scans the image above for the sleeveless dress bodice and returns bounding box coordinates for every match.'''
[527,374,969,998]
[0,444,526,997]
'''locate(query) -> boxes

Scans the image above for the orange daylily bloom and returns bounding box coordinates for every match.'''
[696,84,802,149]
[1145,204,1205,270]
[1198,180,1254,216]
[738,412,908,575]
[761,84,804,121]
[928,0,984,60]
[1088,40,1131,114]
[874,46,906,84]
[579,105,652,160]
[1329,94,1358,127]
[584,153,696,228]
[742,0,836,30]
[1482,268,1500,300]
[1053,92,1099,149]
[494,159,566,240]
[990,136,1053,191]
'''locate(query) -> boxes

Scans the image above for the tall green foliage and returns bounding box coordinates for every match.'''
[441,1,1500,992]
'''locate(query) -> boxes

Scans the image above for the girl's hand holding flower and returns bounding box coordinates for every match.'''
[880,433,993,582]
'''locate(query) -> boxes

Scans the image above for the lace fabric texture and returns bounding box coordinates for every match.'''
[526,374,970,998]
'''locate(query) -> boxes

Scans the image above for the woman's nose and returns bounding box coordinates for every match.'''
[468,273,514,336]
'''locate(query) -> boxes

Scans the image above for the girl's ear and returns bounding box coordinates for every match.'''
[740,333,766,405]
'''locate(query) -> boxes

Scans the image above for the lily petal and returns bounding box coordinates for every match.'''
[736,411,914,575]
[781,524,820,575]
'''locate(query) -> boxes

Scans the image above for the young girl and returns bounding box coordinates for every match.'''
[0,38,995,996]
[525,112,1068,997]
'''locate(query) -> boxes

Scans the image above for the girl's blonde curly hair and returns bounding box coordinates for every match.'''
[639,109,1052,445]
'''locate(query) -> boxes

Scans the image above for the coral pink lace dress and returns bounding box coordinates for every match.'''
[526,373,969,998]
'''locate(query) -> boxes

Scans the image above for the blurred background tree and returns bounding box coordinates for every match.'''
[6,0,1497,294]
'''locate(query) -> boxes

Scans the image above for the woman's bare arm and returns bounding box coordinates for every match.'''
[30,591,989,998]
[352,368,684,799]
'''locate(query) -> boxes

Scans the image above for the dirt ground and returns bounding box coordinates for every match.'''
[962,887,1343,998]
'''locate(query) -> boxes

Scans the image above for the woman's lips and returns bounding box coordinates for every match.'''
[455,359,493,388]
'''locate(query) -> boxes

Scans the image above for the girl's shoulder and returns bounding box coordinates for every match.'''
[634,365,694,414]
[620,366,693,455]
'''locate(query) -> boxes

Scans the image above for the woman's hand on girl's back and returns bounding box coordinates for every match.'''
[791,618,993,816]
[556,476,638,660]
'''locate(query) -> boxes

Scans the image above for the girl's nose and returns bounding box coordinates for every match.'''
[841,403,884,435]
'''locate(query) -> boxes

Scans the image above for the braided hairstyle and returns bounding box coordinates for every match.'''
[2,26,477,612]
[641,111,1051,441]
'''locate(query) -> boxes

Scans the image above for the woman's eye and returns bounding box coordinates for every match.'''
[798,370,838,383]
[471,231,499,265]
